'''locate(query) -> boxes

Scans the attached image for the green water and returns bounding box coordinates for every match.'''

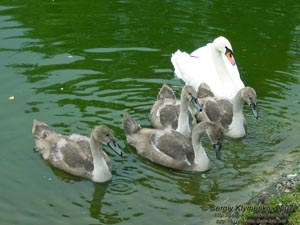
[0,1,299,224]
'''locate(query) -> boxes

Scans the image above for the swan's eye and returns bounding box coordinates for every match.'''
[225,47,236,66]
[225,47,233,56]
[226,52,233,58]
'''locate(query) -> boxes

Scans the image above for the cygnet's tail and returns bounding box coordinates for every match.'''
[122,113,141,136]
[32,119,54,140]
[157,83,176,100]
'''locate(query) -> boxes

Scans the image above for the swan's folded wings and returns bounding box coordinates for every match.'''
[150,130,194,163]
[45,135,94,174]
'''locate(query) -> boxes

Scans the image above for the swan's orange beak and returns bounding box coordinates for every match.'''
[225,51,236,66]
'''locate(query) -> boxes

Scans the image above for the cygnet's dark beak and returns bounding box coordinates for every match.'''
[214,142,222,160]
[191,96,203,112]
[250,102,259,119]
[108,140,123,156]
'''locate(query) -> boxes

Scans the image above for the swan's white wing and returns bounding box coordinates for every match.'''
[190,43,212,57]
[171,49,221,92]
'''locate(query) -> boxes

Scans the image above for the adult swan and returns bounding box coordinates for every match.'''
[171,36,245,99]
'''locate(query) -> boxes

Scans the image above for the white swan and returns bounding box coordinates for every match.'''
[196,85,259,139]
[32,120,123,182]
[123,113,223,172]
[150,84,202,137]
[171,36,245,99]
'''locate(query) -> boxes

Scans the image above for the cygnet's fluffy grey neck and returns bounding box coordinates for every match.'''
[191,126,210,171]
[90,134,111,182]
[176,93,191,137]
[231,89,245,114]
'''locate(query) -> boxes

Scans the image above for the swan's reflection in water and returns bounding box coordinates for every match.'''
[50,166,137,224]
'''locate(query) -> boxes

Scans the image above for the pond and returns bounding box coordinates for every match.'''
[0,1,299,224]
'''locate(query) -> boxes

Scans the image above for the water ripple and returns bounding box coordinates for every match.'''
[85,47,160,53]
[107,176,137,195]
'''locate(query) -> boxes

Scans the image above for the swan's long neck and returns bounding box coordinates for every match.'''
[192,128,210,171]
[90,134,112,182]
[211,47,235,99]
[212,48,228,81]
[176,95,190,137]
